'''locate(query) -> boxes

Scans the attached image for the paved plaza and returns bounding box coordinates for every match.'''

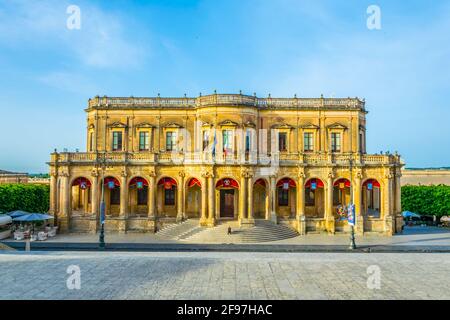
[1,251,450,300]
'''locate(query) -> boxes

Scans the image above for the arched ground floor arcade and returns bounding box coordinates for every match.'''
[49,165,403,236]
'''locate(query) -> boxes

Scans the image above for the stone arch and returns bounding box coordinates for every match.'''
[362,178,381,218]
[253,178,269,219]
[101,176,121,216]
[156,177,178,218]
[185,177,202,218]
[128,176,149,216]
[276,177,296,218]
[70,176,92,216]
[304,178,325,218]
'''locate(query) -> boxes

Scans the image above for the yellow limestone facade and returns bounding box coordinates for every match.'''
[48,93,403,236]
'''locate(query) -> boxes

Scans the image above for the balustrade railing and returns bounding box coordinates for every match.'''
[88,94,365,110]
[52,151,400,166]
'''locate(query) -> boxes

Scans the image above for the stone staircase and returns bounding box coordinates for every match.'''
[154,219,203,241]
[183,220,299,243]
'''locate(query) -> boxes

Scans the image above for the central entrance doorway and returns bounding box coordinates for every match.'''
[220,189,235,218]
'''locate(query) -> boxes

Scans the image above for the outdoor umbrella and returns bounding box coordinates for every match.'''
[7,210,29,218]
[12,213,54,222]
[402,211,420,218]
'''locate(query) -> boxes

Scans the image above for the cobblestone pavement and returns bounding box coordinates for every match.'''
[1,251,450,300]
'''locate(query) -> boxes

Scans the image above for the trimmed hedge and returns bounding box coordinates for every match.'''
[402,185,450,217]
[0,184,50,214]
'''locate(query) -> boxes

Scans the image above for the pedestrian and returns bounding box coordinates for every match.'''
[227,226,232,235]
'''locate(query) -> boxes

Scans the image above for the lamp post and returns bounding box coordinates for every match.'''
[99,152,106,249]
[349,156,356,250]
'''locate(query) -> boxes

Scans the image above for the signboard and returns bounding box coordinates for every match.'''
[367,183,373,190]
[311,182,317,190]
[347,204,355,226]
[136,181,144,189]
[108,181,115,189]
[283,182,289,190]
[339,182,345,189]
[80,181,87,189]
[224,179,230,187]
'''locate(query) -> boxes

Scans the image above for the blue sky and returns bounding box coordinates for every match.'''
[0,0,449,173]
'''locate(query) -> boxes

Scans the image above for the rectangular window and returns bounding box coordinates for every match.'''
[222,130,233,153]
[164,188,175,205]
[89,132,94,152]
[278,132,287,152]
[137,187,148,205]
[303,132,313,152]
[166,131,177,151]
[112,131,122,151]
[245,131,251,153]
[359,132,364,153]
[202,131,209,151]
[278,188,289,206]
[331,132,341,152]
[139,131,150,151]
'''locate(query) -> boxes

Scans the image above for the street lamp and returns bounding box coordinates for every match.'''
[99,153,106,249]
[349,156,356,250]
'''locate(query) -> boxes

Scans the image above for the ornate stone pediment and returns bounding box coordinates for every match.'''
[271,123,294,129]
[219,120,239,127]
[243,120,256,128]
[108,121,127,128]
[136,122,154,128]
[201,121,214,128]
[327,122,347,130]
[163,122,183,128]
[299,122,320,129]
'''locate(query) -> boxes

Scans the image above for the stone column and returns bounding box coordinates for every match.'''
[49,172,57,214]
[325,172,335,234]
[296,173,306,235]
[245,175,255,227]
[89,173,99,234]
[239,173,247,224]
[147,172,157,233]
[207,174,215,226]
[200,175,208,226]
[354,172,364,236]
[177,172,185,222]
[395,172,403,233]
[60,173,70,232]
[270,175,277,222]
[148,173,156,218]
[119,171,128,233]
[384,172,394,235]
[91,174,98,216]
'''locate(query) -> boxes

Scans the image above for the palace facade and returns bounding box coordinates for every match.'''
[48,93,403,236]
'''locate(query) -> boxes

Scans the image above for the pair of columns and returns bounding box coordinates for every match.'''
[200,174,215,226]
[239,173,254,226]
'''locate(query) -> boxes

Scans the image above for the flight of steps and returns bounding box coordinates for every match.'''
[183,220,299,243]
[154,219,203,241]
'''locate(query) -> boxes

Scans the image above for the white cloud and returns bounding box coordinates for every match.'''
[0,0,147,69]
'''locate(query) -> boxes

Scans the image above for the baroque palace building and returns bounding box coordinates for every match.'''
[48,93,403,236]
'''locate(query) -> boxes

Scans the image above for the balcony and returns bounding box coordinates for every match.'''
[87,94,365,110]
[50,151,401,167]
